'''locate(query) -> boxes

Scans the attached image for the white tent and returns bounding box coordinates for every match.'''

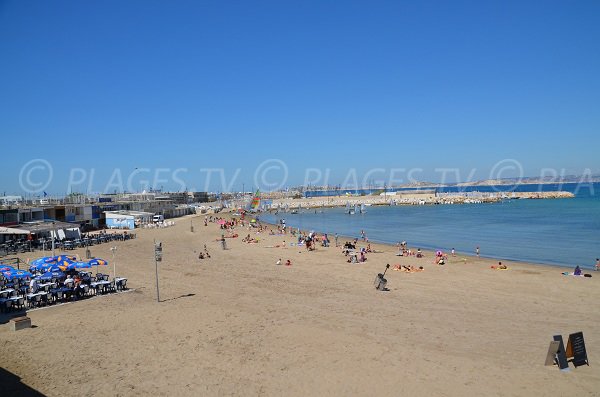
[0,226,30,235]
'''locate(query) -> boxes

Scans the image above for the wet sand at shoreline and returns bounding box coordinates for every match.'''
[1,213,598,396]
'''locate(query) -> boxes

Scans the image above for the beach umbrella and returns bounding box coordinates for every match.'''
[88,258,108,275]
[73,261,92,269]
[3,269,32,280]
[29,256,56,267]
[54,254,77,262]
[218,219,226,225]
[39,270,65,281]
[42,264,62,272]
[0,265,16,272]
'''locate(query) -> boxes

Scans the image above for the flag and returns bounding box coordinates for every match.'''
[43,191,48,197]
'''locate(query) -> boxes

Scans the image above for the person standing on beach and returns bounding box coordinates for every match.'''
[451,248,455,256]
[361,230,365,241]
[476,246,480,257]
[595,258,599,271]
[335,233,339,247]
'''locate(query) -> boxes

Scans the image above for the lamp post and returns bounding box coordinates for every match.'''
[154,240,162,302]
[110,246,117,279]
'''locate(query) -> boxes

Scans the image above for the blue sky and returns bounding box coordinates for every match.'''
[1,0,599,195]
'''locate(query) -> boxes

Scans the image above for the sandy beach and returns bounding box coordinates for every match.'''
[1,213,598,396]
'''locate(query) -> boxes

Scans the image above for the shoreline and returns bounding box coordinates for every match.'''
[254,216,582,274]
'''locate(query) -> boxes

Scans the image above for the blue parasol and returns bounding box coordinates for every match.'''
[73,261,92,269]
[39,270,66,281]
[3,269,32,280]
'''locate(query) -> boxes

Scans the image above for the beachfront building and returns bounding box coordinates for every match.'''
[104,210,154,230]
[0,195,23,206]
[0,208,19,227]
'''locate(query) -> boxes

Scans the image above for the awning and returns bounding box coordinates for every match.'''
[0,226,30,235]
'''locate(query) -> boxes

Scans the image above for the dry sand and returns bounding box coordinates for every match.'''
[1,213,599,396]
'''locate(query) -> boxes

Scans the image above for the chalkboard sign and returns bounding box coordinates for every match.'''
[553,335,570,371]
[566,332,589,367]
[545,341,561,366]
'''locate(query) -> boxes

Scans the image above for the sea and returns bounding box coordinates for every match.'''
[261,183,600,270]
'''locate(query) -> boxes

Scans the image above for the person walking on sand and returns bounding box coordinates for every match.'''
[451,247,455,256]
[476,246,480,257]
[335,233,339,247]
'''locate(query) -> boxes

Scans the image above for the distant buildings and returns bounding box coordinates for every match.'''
[0,191,213,230]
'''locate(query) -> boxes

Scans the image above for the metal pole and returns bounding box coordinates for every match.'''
[154,239,160,302]
[51,221,56,257]
[111,246,117,279]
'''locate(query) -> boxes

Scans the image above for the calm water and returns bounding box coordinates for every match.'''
[262,183,600,269]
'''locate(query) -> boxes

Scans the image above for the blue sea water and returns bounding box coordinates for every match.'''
[262,183,600,270]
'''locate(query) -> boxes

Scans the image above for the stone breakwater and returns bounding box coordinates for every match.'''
[270,191,575,209]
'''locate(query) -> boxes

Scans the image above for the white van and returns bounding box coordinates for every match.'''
[153,214,164,223]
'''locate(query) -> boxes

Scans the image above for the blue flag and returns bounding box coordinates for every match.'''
[43,191,48,197]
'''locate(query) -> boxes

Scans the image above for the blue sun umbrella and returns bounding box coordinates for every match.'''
[29,256,56,271]
[88,258,108,275]
[73,261,92,269]
[0,265,16,272]
[43,263,65,272]
[3,269,32,280]
[30,256,55,266]
[88,258,108,266]
[39,270,65,281]
[54,254,77,262]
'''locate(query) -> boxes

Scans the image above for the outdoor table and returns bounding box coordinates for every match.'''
[114,277,127,290]
[26,292,47,307]
[0,296,22,312]
[38,282,56,290]
[91,280,112,294]
[0,289,16,298]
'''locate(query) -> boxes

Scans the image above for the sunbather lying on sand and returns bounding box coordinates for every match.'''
[491,262,507,270]
[393,264,424,272]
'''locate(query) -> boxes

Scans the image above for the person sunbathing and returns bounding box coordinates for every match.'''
[491,262,507,270]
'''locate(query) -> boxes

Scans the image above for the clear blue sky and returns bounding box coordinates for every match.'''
[1,0,599,195]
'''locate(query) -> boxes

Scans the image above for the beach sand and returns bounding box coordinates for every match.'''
[1,214,599,396]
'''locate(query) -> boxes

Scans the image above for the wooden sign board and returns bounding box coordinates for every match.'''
[553,335,570,371]
[566,332,589,367]
[545,341,560,366]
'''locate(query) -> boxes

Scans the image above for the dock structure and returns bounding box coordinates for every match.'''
[268,191,574,210]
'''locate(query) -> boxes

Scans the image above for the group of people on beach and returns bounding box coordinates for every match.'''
[204,215,600,276]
